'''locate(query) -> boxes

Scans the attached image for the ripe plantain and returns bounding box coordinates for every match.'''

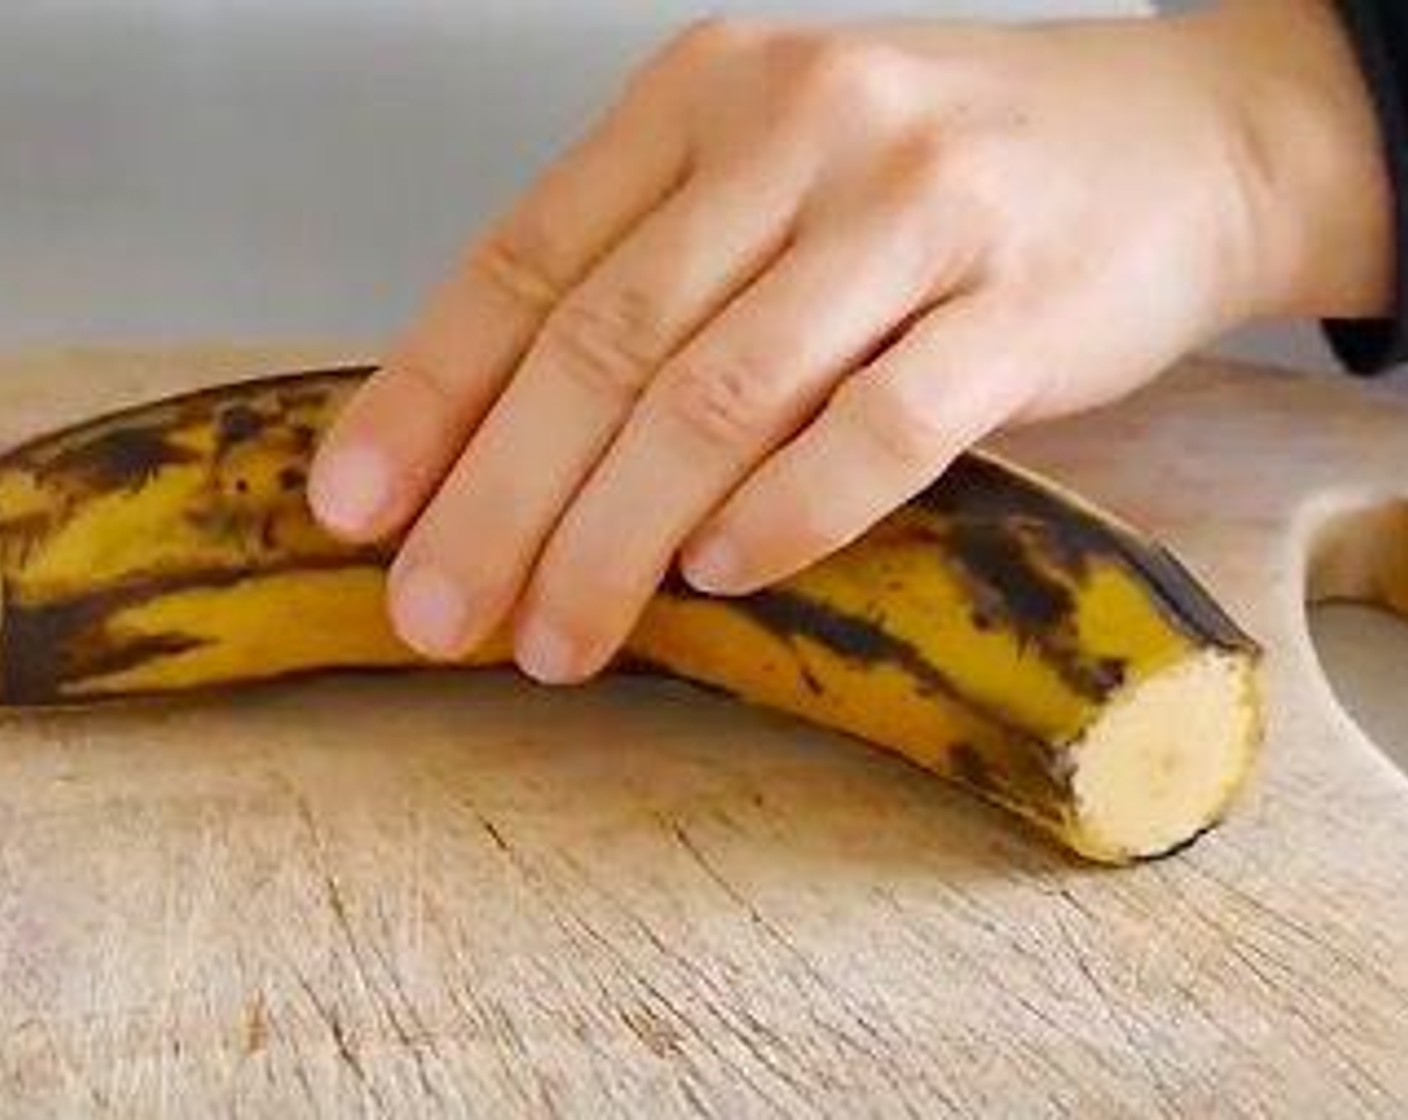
[0,366,1262,863]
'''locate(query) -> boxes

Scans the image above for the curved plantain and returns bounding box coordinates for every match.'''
[0,366,1262,862]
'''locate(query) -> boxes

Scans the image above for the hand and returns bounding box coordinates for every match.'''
[309,1,1390,683]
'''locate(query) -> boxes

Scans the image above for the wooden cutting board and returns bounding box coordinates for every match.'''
[0,346,1406,1116]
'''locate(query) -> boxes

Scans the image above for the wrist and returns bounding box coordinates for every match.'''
[1191,0,1393,321]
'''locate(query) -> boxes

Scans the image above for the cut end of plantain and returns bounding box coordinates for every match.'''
[1064,650,1262,863]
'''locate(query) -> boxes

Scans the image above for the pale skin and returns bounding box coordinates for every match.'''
[308,0,1392,684]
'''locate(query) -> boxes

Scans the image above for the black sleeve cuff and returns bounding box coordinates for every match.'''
[1325,0,1408,375]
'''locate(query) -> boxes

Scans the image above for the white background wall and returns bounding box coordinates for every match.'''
[6,0,1338,377]
[1,0,1347,373]
[0,0,1159,351]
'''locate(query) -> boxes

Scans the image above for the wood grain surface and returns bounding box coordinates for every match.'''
[0,346,1406,1118]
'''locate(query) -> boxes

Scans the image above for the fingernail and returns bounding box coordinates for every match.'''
[684,536,740,593]
[516,617,578,685]
[309,445,391,536]
[392,565,470,659]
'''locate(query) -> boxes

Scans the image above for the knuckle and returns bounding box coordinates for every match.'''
[665,16,760,68]
[877,134,991,280]
[937,143,997,203]
[833,375,950,469]
[936,133,1023,218]
[657,360,783,448]
[469,220,568,311]
[541,295,662,402]
[884,127,949,197]
[385,358,462,413]
[774,37,907,122]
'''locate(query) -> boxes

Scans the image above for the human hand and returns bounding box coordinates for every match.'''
[309,1,1390,683]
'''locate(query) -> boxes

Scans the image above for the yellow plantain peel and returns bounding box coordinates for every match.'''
[0,367,1262,863]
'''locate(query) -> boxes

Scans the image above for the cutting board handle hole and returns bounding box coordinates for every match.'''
[1307,500,1408,768]
[1307,501,1408,615]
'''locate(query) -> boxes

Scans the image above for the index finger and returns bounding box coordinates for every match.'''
[309,78,689,542]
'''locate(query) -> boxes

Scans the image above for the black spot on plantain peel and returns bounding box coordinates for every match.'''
[47,424,199,493]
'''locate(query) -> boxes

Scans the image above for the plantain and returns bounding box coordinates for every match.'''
[0,366,1261,863]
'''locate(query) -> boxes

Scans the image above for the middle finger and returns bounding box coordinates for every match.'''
[389,162,803,658]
